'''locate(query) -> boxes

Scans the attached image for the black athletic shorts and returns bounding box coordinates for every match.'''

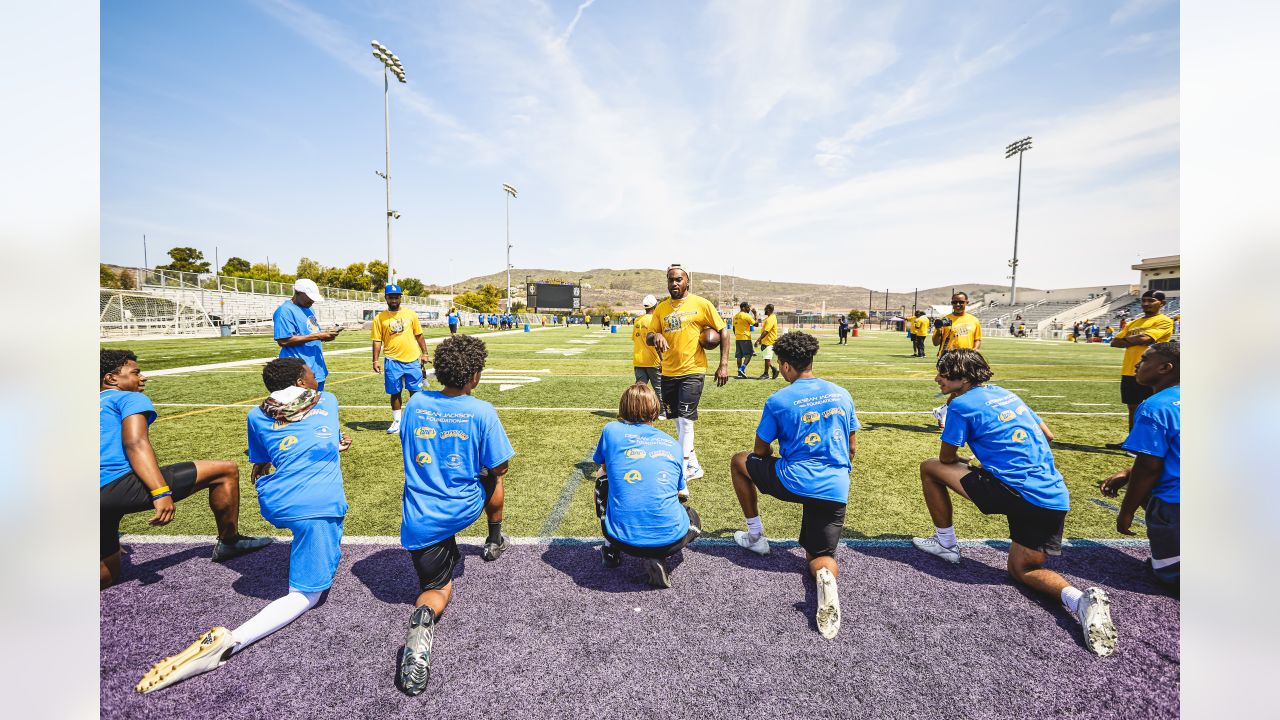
[100,462,200,559]
[960,467,1065,555]
[1120,374,1154,405]
[745,454,846,557]
[407,472,500,592]
[604,507,702,560]
[660,373,705,420]
[735,340,755,359]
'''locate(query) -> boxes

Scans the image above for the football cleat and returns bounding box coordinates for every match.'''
[211,535,273,563]
[734,530,770,556]
[815,568,841,639]
[912,536,961,564]
[1074,587,1118,657]
[136,627,235,694]
[481,535,508,562]
[601,545,622,569]
[398,606,435,696]
[387,420,401,434]
[643,558,671,588]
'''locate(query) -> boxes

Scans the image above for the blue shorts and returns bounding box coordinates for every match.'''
[280,516,344,592]
[384,358,424,395]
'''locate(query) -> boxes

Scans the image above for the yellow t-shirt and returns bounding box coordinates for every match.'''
[631,313,660,368]
[1115,313,1174,375]
[758,314,778,346]
[912,316,930,336]
[371,309,423,362]
[935,312,981,355]
[651,293,726,377]
[732,312,754,341]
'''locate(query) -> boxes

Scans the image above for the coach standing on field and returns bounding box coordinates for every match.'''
[1106,289,1174,447]
[932,291,982,356]
[648,264,730,482]
[274,278,341,392]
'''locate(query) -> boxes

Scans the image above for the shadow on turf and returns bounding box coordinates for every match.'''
[1047,440,1134,457]
[346,420,394,432]
[540,543,687,593]
[861,421,937,435]
[349,546,483,605]
[118,544,212,587]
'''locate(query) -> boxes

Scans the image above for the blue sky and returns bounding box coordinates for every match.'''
[101,0,1179,290]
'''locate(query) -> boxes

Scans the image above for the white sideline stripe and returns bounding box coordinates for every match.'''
[150,403,1125,416]
[120,534,1150,549]
[145,326,560,376]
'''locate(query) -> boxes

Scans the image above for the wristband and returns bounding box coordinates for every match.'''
[150,485,172,498]
[151,491,172,501]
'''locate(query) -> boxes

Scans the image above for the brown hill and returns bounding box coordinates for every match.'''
[455,268,1024,314]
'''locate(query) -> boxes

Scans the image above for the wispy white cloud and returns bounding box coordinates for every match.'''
[556,0,597,47]
[1104,29,1178,56]
[1110,0,1174,26]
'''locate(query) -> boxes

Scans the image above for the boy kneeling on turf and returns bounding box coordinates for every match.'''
[728,331,858,639]
[137,358,351,693]
[396,334,514,696]
[1099,342,1180,588]
[593,383,702,588]
[912,349,1118,657]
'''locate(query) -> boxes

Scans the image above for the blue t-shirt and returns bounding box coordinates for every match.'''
[273,300,328,382]
[448,312,459,326]
[100,389,157,486]
[399,392,516,550]
[247,392,349,525]
[1122,385,1180,504]
[940,385,1069,511]
[756,377,860,503]
[592,422,688,547]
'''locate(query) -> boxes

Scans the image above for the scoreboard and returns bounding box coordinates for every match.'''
[526,282,580,310]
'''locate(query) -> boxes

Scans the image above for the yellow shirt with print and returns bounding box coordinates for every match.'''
[732,312,754,341]
[651,293,726,377]
[1114,313,1174,376]
[935,312,981,355]
[371,309,423,362]
[912,316,930,336]
[758,314,778,346]
[631,313,660,368]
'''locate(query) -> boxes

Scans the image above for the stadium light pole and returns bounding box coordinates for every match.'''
[372,40,406,285]
[1005,136,1033,306]
[503,183,518,312]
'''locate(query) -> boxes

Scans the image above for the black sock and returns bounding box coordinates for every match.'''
[487,521,503,544]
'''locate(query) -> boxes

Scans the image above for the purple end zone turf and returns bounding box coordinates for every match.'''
[102,542,1178,719]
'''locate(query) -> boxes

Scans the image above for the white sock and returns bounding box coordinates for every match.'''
[1061,586,1083,614]
[393,409,402,422]
[934,526,957,548]
[676,417,695,458]
[746,516,764,539]
[230,590,321,654]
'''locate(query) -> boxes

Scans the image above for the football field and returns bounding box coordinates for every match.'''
[100,325,1179,718]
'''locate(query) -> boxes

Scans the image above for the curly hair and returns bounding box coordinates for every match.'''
[262,357,308,392]
[936,348,993,385]
[773,331,819,371]
[101,348,137,381]
[1145,341,1179,367]
[433,334,488,388]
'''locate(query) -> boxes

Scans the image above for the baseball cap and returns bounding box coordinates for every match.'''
[642,294,658,308]
[1141,289,1166,301]
[385,283,403,295]
[293,278,325,303]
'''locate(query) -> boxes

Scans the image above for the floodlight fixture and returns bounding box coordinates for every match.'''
[1005,136,1034,305]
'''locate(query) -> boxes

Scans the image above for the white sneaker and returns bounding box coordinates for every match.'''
[387,420,401,434]
[815,568,841,639]
[912,536,961,564]
[734,530,770,555]
[685,462,705,481]
[136,627,236,694]
[1073,587,1118,657]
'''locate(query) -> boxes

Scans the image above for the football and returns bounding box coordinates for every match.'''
[700,326,722,350]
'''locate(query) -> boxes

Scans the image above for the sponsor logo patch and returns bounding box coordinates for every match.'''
[801,411,820,423]
[441,430,469,441]
[415,427,437,439]
[998,410,1016,422]
[625,448,647,460]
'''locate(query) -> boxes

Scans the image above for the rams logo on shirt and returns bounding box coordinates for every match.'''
[279,436,298,451]
[625,448,647,460]
[415,451,432,465]
[624,469,643,484]
[804,432,821,447]
[802,411,820,423]
[998,410,1016,422]
[1011,429,1028,443]
[415,427,437,439]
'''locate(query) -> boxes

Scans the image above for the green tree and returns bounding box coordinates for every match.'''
[118,268,136,290]
[398,277,427,296]
[366,260,389,291]
[337,263,368,290]
[847,309,868,328]
[295,257,323,280]
[455,283,502,312]
[221,257,252,276]
[100,264,120,288]
[510,300,527,312]
[157,247,211,274]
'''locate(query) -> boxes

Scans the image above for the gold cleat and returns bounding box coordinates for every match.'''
[135,627,235,694]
